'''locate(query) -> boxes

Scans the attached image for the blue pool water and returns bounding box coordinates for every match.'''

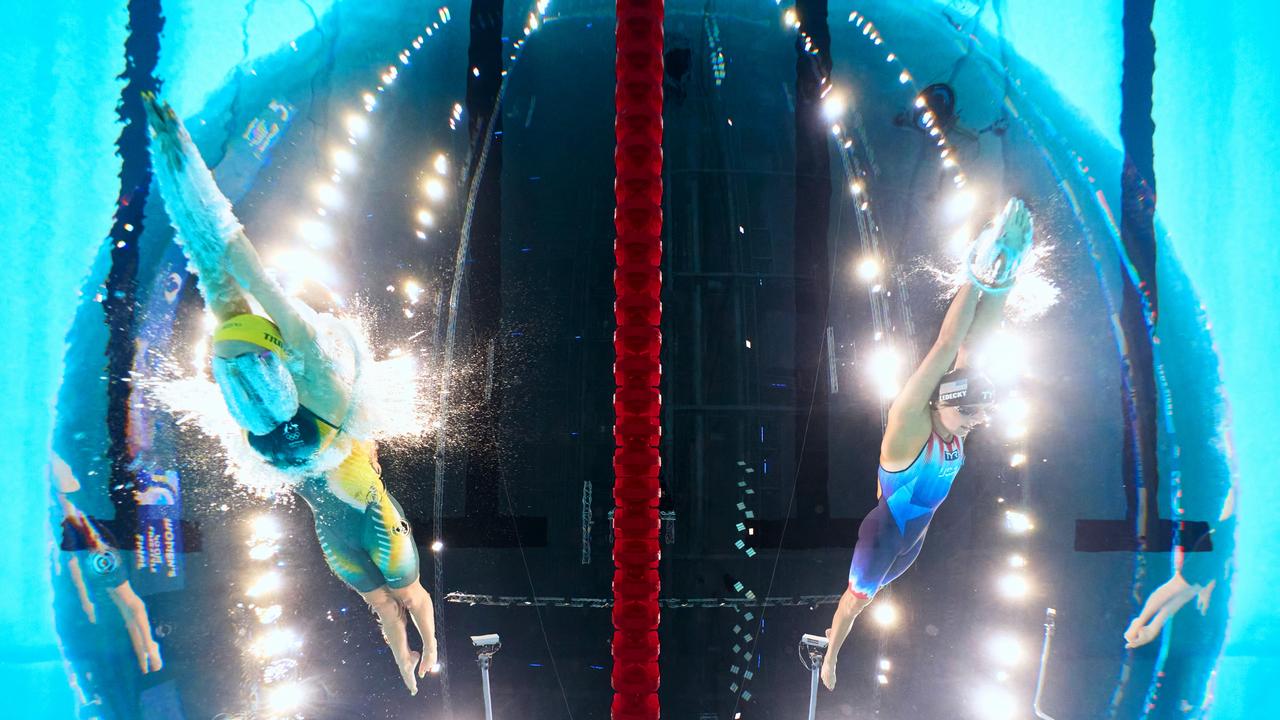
[1,1,1275,717]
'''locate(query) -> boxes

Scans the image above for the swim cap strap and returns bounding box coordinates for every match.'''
[212,314,286,355]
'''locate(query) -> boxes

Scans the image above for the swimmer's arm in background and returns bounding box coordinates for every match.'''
[66,555,98,624]
[883,283,979,459]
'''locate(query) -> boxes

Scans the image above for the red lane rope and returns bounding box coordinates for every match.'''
[612,0,664,717]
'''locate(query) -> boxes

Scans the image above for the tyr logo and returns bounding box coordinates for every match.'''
[944,447,961,462]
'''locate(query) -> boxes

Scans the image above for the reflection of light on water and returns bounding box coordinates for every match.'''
[248,542,277,561]
[247,571,282,598]
[255,604,283,624]
[250,515,282,541]
[252,628,301,658]
[266,680,307,713]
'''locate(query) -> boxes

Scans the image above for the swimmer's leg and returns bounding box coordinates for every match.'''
[1124,573,1198,648]
[823,497,912,690]
[106,582,163,674]
[360,585,421,695]
[388,581,439,678]
[313,516,421,693]
[364,490,437,677]
[879,525,929,588]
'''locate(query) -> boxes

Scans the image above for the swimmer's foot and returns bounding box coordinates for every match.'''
[418,638,439,678]
[398,650,421,695]
[1123,616,1162,649]
[1196,581,1216,615]
[820,628,838,691]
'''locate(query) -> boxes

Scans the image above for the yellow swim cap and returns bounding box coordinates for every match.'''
[211,314,286,356]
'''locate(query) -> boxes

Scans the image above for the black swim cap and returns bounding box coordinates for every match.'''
[936,369,996,407]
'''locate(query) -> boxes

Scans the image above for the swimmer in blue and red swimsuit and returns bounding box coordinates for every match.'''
[820,198,1035,690]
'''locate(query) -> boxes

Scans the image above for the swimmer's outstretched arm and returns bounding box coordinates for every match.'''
[955,199,1033,369]
[884,282,981,448]
[143,94,312,350]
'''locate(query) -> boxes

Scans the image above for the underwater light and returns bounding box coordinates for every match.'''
[346,113,369,139]
[822,91,847,120]
[986,633,1024,665]
[1004,510,1034,534]
[266,681,307,713]
[424,177,446,201]
[332,147,357,173]
[403,279,424,304]
[856,256,881,282]
[972,684,1017,720]
[868,345,904,399]
[434,153,448,175]
[981,331,1031,383]
[946,189,978,221]
[269,248,338,290]
[297,219,334,248]
[314,182,343,209]
[871,601,900,627]
[997,574,1030,600]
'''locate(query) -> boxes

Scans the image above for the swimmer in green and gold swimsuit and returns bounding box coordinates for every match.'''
[145,93,437,694]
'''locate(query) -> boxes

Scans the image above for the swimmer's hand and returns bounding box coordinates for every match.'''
[990,197,1034,285]
[141,92,191,173]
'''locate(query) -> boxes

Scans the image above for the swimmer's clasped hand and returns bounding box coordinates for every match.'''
[142,91,192,173]
[967,196,1034,292]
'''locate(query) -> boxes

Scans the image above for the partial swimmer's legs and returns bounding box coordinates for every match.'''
[106,582,163,674]
[879,526,929,589]
[360,585,421,695]
[388,580,440,678]
[821,588,873,691]
[1124,573,1199,648]
[823,498,924,690]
